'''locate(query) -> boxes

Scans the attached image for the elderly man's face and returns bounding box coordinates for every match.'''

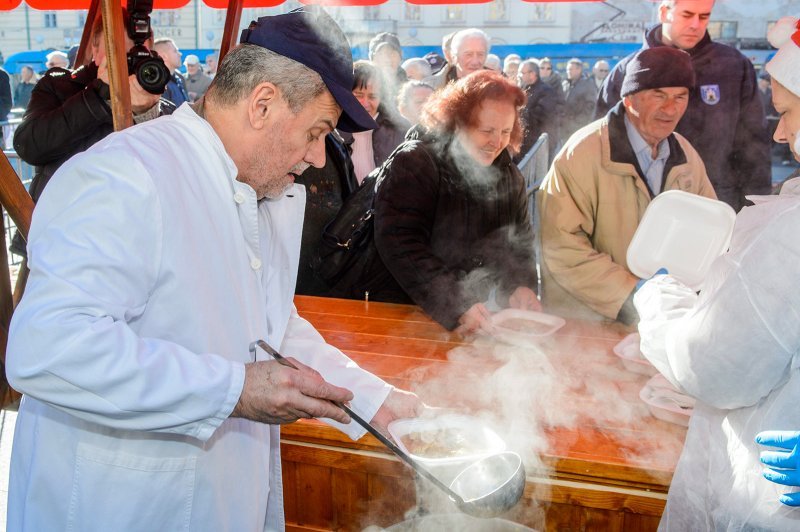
[660,0,714,50]
[624,87,689,147]
[206,56,217,74]
[241,89,340,199]
[399,85,433,125]
[186,62,200,76]
[518,65,537,88]
[772,78,800,163]
[567,62,583,81]
[21,67,34,82]
[593,61,610,81]
[454,37,488,78]
[373,46,402,71]
[504,62,519,81]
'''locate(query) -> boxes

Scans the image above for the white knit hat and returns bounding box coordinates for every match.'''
[766,16,800,98]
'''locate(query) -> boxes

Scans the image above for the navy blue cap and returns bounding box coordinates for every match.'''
[424,52,446,74]
[240,7,377,133]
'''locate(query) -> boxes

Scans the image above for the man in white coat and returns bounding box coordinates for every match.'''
[5,8,419,531]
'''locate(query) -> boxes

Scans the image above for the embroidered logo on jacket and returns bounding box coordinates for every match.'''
[700,85,720,106]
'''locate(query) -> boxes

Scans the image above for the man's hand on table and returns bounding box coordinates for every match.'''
[508,286,542,312]
[371,388,424,436]
[231,359,353,425]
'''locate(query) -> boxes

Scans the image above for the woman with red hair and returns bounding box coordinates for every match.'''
[371,70,540,333]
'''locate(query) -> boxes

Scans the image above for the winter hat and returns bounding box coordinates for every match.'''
[765,16,800,99]
[620,47,695,98]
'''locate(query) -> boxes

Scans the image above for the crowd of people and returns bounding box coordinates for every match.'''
[3,0,800,530]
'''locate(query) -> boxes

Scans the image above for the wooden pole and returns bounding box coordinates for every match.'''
[100,0,133,131]
[0,155,34,241]
[74,0,101,68]
[219,0,244,64]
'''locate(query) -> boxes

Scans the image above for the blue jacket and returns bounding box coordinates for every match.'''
[595,25,771,211]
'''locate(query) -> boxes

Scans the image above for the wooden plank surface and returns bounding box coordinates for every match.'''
[284,295,686,528]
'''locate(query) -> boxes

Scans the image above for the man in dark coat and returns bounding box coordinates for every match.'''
[595,0,770,211]
[561,58,597,143]
[0,67,11,146]
[516,59,559,165]
[11,16,175,257]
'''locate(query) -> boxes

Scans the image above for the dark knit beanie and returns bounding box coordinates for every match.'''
[620,47,695,97]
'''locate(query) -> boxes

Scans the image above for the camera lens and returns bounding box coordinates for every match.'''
[134,56,171,95]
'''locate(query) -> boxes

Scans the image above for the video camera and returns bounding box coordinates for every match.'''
[126,0,171,95]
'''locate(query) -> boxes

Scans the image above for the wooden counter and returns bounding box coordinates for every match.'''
[281,296,687,531]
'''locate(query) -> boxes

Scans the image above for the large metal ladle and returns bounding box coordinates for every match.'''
[249,340,526,518]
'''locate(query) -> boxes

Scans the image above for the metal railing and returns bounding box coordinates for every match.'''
[516,133,550,298]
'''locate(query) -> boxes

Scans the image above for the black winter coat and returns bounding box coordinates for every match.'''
[595,25,771,211]
[373,133,538,330]
[11,63,175,256]
[340,106,411,171]
[516,79,559,165]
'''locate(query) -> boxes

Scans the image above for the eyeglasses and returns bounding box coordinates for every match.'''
[597,69,609,73]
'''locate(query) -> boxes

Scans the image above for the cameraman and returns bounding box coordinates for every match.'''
[11,10,175,258]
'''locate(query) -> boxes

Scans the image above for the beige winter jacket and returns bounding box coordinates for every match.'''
[538,103,716,321]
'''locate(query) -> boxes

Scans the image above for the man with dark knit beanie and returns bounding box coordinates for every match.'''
[538,46,717,325]
[595,0,770,213]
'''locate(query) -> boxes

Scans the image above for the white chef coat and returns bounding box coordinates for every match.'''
[634,184,800,531]
[5,104,392,531]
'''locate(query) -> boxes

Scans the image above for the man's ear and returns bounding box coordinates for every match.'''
[248,81,281,130]
[658,3,671,24]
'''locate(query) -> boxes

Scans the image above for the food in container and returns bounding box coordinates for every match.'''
[388,415,505,466]
[626,190,736,290]
[488,309,565,346]
[639,373,695,427]
[382,512,535,531]
[612,333,658,376]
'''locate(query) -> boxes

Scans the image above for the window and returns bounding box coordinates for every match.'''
[153,12,179,27]
[364,6,381,21]
[44,12,58,28]
[529,4,555,23]
[707,21,738,41]
[445,6,464,23]
[487,0,508,23]
[405,4,421,22]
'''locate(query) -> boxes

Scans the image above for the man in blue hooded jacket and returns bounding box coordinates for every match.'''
[595,0,770,212]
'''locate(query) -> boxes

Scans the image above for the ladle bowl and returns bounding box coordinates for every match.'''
[449,451,526,518]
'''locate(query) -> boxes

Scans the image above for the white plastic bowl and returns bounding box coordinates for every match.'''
[489,309,566,346]
[627,190,736,290]
[639,374,695,427]
[612,333,658,376]
[387,415,506,467]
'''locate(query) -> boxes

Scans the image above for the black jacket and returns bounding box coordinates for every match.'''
[595,24,771,211]
[516,79,559,164]
[373,132,538,330]
[0,68,11,136]
[561,75,597,142]
[11,63,175,256]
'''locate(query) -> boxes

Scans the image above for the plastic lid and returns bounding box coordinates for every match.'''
[626,190,736,290]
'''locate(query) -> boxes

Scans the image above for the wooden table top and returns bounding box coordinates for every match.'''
[286,296,687,493]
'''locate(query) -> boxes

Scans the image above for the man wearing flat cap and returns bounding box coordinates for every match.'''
[538,46,716,324]
[369,31,407,105]
[5,7,420,531]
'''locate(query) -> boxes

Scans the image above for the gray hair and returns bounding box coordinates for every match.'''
[520,59,540,77]
[208,44,326,113]
[397,80,434,108]
[401,57,432,79]
[451,28,491,56]
[504,54,522,67]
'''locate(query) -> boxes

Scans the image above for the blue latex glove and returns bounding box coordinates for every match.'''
[635,267,669,291]
[756,430,800,506]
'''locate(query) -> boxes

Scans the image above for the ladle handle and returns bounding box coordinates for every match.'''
[249,340,465,505]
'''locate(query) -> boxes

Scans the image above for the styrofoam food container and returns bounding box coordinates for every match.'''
[489,309,566,346]
[387,415,506,467]
[626,190,736,290]
[639,373,695,427]
[612,333,658,376]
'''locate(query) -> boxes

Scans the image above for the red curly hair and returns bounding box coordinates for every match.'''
[420,70,527,154]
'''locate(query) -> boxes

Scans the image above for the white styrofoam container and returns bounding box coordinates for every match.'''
[639,373,695,427]
[489,309,566,346]
[626,190,736,290]
[387,415,506,467]
[612,333,658,376]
